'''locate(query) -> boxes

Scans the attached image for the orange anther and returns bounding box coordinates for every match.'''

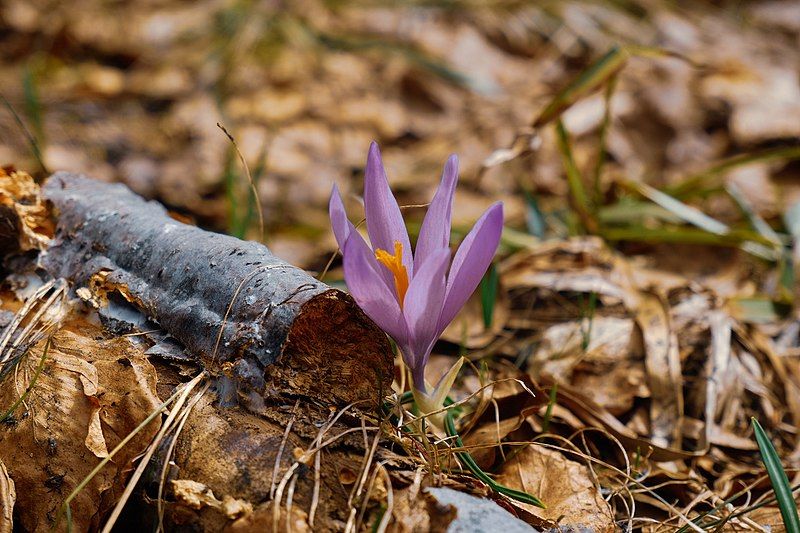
[375,241,409,308]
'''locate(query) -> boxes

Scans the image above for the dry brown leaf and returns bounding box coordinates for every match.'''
[495,444,615,532]
[530,317,637,374]
[552,381,704,462]
[462,416,526,470]
[572,360,649,416]
[85,397,110,458]
[389,487,432,533]
[171,479,252,520]
[47,350,111,458]
[0,319,162,532]
[741,505,792,533]
[529,317,648,415]
[701,60,800,144]
[226,502,310,533]
[633,291,684,450]
[172,479,222,510]
[0,460,14,533]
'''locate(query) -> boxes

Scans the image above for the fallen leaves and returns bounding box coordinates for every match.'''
[0,460,14,533]
[476,236,800,521]
[171,479,252,520]
[2,0,800,529]
[0,319,162,532]
[633,291,683,450]
[496,444,615,532]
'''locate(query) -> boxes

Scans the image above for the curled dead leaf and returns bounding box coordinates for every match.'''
[0,460,14,533]
[227,501,309,533]
[171,479,252,520]
[495,444,615,532]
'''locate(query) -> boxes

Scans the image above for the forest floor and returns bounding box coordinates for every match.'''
[2,0,800,531]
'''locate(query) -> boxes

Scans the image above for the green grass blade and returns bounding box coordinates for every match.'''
[668,146,800,199]
[751,418,800,533]
[601,225,777,249]
[785,201,800,241]
[533,44,695,129]
[541,383,558,433]
[598,200,682,225]
[0,338,51,422]
[726,183,782,245]
[444,410,545,508]
[625,181,729,235]
[523,191,546,239]
[500,226,543,251]
[728,297,792,323]
[480,263,499,329]
[624,44,701,65]
[592,73,618,204]
[556,120,598,233]
[580,291,597,351]
[23,64,44,144]
[534,46,628,127]
[0,89,48,175]
[620,181,781,260]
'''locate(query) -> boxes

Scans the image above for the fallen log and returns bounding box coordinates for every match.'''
[41,172,394,407]
[0,172,401,531]
[0,308,400,532]
[0,170,544,532]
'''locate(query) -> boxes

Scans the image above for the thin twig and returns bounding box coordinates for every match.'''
[271,400,300,499]
[100,372,207,533]
[217,122,265,241]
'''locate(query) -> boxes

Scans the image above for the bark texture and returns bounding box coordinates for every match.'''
[42,172,393,406]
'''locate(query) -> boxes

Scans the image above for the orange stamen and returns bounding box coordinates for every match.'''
[375,241,410,308]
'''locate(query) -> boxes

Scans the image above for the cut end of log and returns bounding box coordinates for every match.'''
[275,289,395,407]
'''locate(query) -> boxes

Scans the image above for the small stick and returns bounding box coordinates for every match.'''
[217,122,265,242]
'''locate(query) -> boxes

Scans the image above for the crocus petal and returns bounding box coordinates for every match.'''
[437,202,503,333]
[343,233,409,346]
[402,248,450,372]
[363,142,413,276]
[329,184,355,250]
[414,154,458,271]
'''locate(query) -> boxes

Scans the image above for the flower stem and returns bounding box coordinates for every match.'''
[392,392,545,508]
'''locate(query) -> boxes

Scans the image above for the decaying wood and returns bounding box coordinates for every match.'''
[0,172,406,531]
[41,172,393,406]
[0,308,402,532]
[0,169,51,263]
[134,390,374,531]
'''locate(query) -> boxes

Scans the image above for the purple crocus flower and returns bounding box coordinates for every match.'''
[329,142,503,409]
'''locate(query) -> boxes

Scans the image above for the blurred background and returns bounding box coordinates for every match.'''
[1,0,799,268]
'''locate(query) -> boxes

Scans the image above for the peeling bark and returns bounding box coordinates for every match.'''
[42,173,393,406]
